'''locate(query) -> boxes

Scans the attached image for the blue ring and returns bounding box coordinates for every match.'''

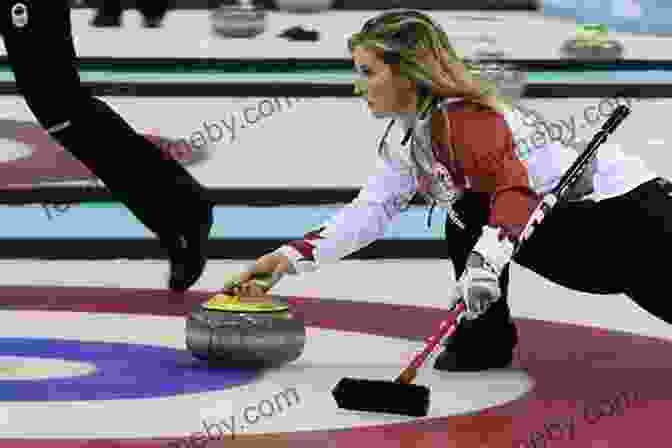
[0,338,261,401]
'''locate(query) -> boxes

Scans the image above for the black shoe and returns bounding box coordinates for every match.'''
[166,204,213,292]
[433,301,518,372]
[277,26,320,41]
[90,13,122,27]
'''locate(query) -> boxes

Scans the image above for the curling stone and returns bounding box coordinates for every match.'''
[186,293,306,368]
[560,24,624,59]
[211,0,267,39]
[560,39,624,59]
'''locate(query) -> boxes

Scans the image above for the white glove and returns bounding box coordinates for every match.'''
[454,265,501,320]
[449,225,513,320]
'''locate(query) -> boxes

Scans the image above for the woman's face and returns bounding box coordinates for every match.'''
[351,46,417,115]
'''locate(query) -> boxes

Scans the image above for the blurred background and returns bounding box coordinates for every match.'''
[0,0,670,259]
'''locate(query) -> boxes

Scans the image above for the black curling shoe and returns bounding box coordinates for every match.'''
[166,204,213,292]
[434,300,518,372]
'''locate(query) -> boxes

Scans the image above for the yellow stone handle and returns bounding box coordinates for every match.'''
[222,271,283,293]
[202,292,289,312]
[209,293,241,304]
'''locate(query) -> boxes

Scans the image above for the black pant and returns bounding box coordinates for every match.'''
[446,177,672,325]
[0,0,210,241]
[94,0,171,21]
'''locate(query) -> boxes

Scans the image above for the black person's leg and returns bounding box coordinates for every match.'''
[618,178,672,323]
[513,188,637,297]
[91,0,123,27]
[0,0,213,291]
[138,0,171,27]
[434,191,518,372]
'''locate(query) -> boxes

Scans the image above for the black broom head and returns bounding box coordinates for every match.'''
[331,377,430,417]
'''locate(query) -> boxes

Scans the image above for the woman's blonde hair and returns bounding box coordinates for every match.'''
[348,10,514,115]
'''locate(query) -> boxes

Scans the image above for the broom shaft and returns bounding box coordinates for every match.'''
[407,302,465,369]
[400,105,631,374]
